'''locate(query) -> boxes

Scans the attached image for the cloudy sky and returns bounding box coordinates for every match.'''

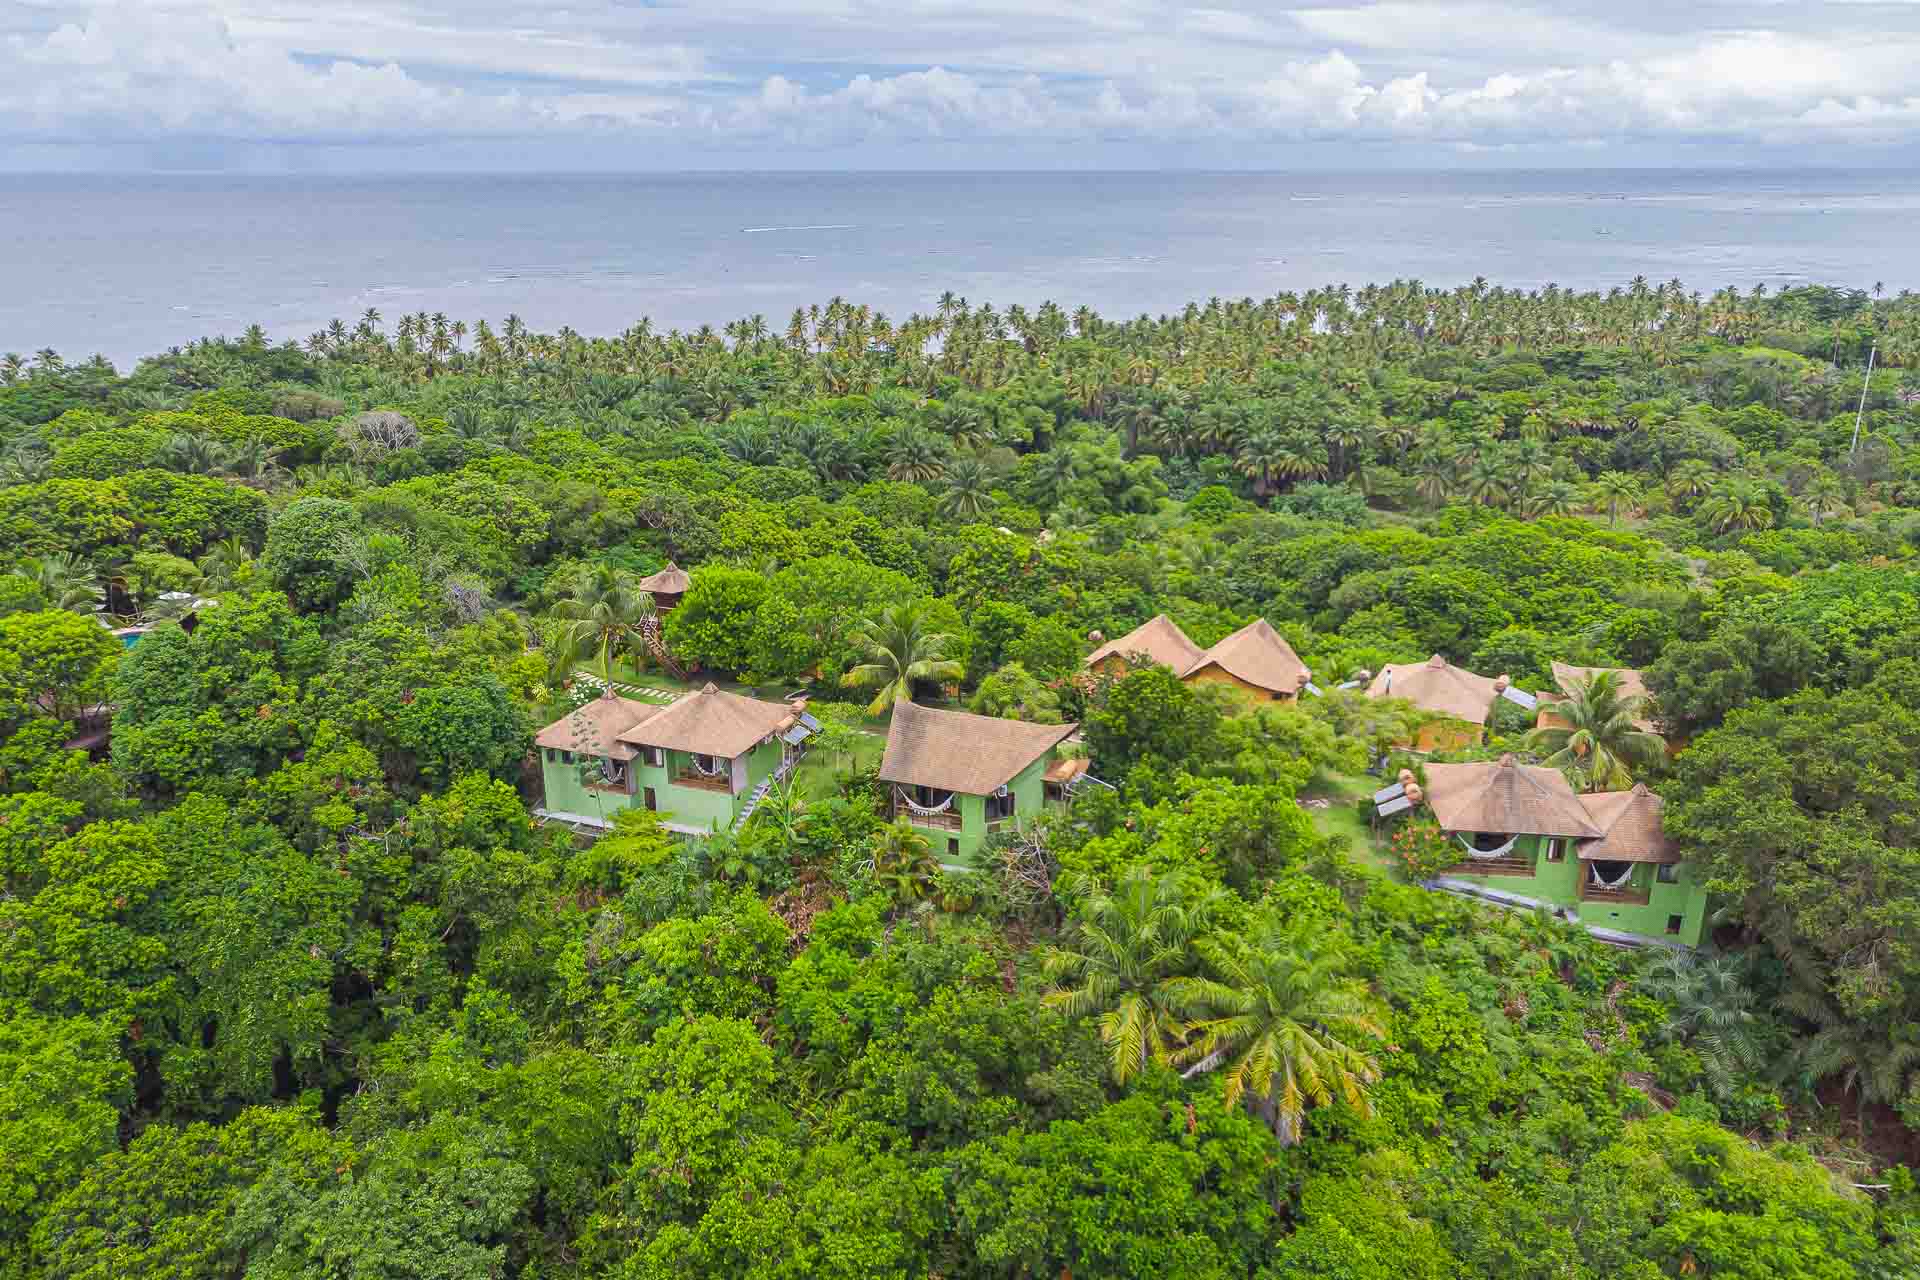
[5,0,1920,169]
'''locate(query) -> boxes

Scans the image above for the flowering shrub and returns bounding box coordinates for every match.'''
[1388,820,1458,882]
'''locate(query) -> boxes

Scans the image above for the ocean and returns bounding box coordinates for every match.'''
[4,169,1917,369]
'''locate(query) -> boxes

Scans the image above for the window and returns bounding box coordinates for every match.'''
[640,746,663,768]
[947,837,960,859]
[544,748,557,763]
[1544,838,1564,862]
[1657,863,1679,884]
[560,750,574,764]
[986,789,1015,822]
[1666,914,1684,936]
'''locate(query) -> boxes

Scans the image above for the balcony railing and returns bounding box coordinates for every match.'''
[1443,855,1535,877]
[1580,882,1651,906]
[893,788,963,830]
[672,772,734,794]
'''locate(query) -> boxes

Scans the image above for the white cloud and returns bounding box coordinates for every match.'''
[4,1,1920,157]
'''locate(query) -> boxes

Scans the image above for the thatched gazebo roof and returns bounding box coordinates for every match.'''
[638,562,691,595]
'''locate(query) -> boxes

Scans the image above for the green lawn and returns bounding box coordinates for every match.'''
[1299,771,1391,869]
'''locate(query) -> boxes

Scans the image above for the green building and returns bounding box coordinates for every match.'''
[1405,756,1709,947]
[877,700,1084,866]
[534,683,813,836]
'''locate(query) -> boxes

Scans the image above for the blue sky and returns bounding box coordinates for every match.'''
[5,1,1920,170]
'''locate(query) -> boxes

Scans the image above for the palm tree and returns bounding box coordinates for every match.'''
[938,457,995,521]
[1639,951,1769,1099]
[1040,866,1226,1084]
[12,552,99,612]
[1699,478,1774,533]
[1169,920,1384,1146]
[552,564,657,683]
[1587,471,1645,525]
[1462,454,1509,508]
[1524,479,1581,519]
[1522,670,1662,791]
[1800,472,1850,526]
[840,601,964,714]
[871,819,940,908]
[1664,459,1715,510]
[195,537,255,592]
[884,428,947,483]
[1413,453,1456,507]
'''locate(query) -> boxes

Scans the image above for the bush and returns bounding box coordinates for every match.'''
[1386,820,1456,882]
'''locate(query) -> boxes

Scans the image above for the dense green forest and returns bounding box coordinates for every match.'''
[4,278,1920,1278]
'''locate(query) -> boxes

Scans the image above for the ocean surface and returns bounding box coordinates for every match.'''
[4,169,1918,369]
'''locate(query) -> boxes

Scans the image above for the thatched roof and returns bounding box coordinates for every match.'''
[1423,755,1602,838]
[616,682,796,759]
[536,692,659,761]
[1577,783,1679,863]
[879,700,1078,795]
[1084,614,1205,673]
[637,561,691,595]
[1547,662,1657,731]
[1366,655,1503,725]
[1185,618,1310,694]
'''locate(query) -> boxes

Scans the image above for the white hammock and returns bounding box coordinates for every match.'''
[899,788,956,816]
[689,754,729,778]
[600,760,626,785]
[1458,833,1519,860]
[1590,861,1634,890]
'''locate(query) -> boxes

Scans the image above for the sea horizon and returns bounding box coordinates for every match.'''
[6,166,1914,368]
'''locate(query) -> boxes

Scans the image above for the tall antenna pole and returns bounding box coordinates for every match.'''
[1850,343,1878,456]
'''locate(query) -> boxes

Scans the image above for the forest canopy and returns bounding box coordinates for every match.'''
[2,278,1920,1278]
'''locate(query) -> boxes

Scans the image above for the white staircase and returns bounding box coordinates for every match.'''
[732,779,773,831]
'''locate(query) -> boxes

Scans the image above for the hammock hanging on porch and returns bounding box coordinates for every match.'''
[600,759,626,785]
[1590,861,1634,890]
[1458,833,1519,860]
[689,754,729,778]
[899,788,956,816]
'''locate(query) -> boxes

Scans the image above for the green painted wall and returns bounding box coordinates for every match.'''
[539,750,639,825]
[541,739,785,834]
[1443,831,1709,946]
[926,752,1061,865]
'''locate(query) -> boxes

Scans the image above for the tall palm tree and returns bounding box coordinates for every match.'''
[1169,920,1384,1146]
[840,600,964,714]
[1462,454,1509,508]
[1413,452,1456,507]
[1040,866,1226,1084]
[938,457,995,521]
[1588,471,1645,525]
[1800,472,1850,526]
[552,564,657,683]
[1522,670,1662,791]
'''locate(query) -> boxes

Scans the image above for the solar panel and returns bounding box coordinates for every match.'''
[781,725,813,744]
[1500,686,1539,710]
[1302,682,1324,696]
[1372,782,1406,804]
[797,712,822,731]
[1335,680,1361,690]
[1374,795,1413,818]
